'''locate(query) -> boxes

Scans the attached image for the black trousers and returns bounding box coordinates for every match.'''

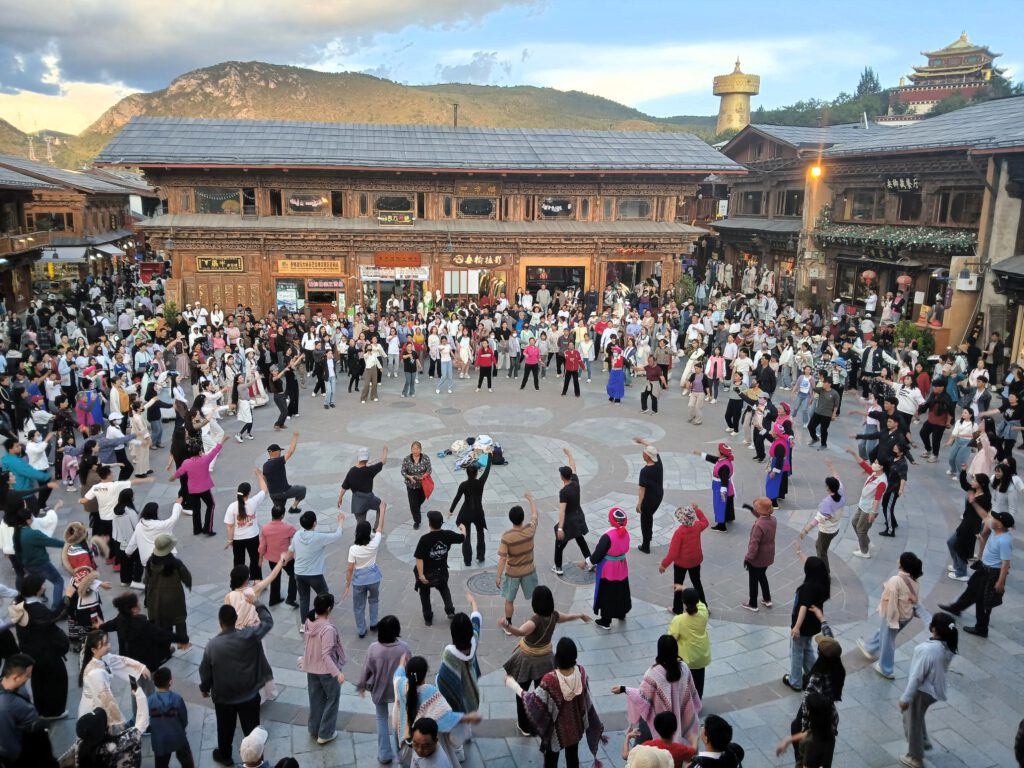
[418,578,454,621]
[919,422,946,456]
[189,490,215,535]
[462,519,486,564]
[948,565,999,632]
[752,426,767,460]
[477,367,493,389]
[691,667,705,699]
[881,485,899,530]
[232,538,262,582]
[115,448,133,480]
[544,743,579,768]
[554,534,591,569]
[273,393,288,428]
[407,485,426,527]
[214,693,261,758]
[672,564,707,611]
[639,503,660,549]
[640,387,659,413]
[286,378,300,415]
[725,400,742,431]
[155,748,195,768]
[520,364,539,390]
[747,564,771,605]
[807,412,832,447]
[555,352,565,375]
[267,559,295,605]
[31,656,68,718]
[561,370,580,397]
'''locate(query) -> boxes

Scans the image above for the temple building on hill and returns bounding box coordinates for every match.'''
[879,32,1005,124]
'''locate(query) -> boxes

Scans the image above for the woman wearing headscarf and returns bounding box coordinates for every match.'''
[765,422,791,509]
[509,637,605,768]
[606,344,626,403]
[579,507,632,630]
[693,444,734,532]
[741,497,777,613]
[857,552,929,679]
[659,504,709,612]
[613,634,702,749]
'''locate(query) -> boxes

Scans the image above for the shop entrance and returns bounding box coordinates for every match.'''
[306,290,345,320]
[523,265,586,293]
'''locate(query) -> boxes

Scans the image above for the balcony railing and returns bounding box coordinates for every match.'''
[0,229,50,256]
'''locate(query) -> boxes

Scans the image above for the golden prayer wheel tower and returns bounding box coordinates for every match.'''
[713,59,760,135]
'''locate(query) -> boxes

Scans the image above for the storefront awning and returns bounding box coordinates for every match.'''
[992,255,1024,297]
[95,243,124,256]
[711,217,802,234]
[39,247,88,264]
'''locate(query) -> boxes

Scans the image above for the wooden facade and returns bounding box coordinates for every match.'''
[140,169,714,315]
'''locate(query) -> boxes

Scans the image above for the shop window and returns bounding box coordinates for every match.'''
[28,211,73,231]
[443,196,453,218]
[775,189,804,217]
[618,198,652,219]
[416,192,425,219]
[275,279,305,313]
[836,264,858,300]
[359,193,368,216]
[457,198,495,218]
[736,191,764,216]
[525,196,534,220]
[242,188,257,216]
[603,197,614,220]
[580,198,590,220]
[539,197,574,218]
[844,191,885,221]
[374,194,413,212]
[897,191,922,222]
[286,192,329,214]
[330,191,344,217]
[196,187,241,214]
[934,190,983,226]
[443,269,479,296]
[501,196,510,220]
[269,190,282,216]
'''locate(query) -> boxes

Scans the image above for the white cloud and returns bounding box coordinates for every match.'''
[0,81,138,134]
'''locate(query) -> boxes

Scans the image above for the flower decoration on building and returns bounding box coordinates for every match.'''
[812,203,977,255]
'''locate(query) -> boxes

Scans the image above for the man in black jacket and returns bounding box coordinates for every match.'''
[200,603,274,766]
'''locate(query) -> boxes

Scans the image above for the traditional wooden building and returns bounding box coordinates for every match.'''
[708,124,878,303]
[0,155,139,286]
[95,117,745,315]
[879,32,1005,124]
[806,96,1024,346]
[0,166,58,310]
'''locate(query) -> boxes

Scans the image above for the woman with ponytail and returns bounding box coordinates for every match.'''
[393,654,481,766]
[224,471,268,581]
[579,507,632,630]
[857,552,930,679]
[898,612,958,768]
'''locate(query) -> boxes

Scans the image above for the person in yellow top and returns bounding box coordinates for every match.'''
[668,587,711,698]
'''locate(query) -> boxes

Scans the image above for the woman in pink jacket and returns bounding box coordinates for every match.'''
[172,434,231,536]
[856,552,928,679]
[706,346,727,404]
[303,592,347,744]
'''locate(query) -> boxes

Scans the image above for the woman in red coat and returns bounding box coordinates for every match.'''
[660,504,710,613]
[475,340,496,392]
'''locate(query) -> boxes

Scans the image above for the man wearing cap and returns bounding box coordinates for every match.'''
[337,446,389,527]
[200,603,274,766]
[239,726,271,768]
[262,432,305,514]
[632,437,664,554]
[940,510,1014,638]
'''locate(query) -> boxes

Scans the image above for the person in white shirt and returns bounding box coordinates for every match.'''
[225,471,267,581]
[125,499,184,566]
[81,466,153,557]
[342,506,386,638]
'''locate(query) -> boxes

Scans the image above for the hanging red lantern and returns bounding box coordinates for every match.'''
[861,269,877,283]
[896,274,913,287]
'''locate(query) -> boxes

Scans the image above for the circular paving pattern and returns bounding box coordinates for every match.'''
[466,571,503,596]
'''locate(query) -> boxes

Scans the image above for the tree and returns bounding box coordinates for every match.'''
[928,92,969,117]
[856,67,882,96]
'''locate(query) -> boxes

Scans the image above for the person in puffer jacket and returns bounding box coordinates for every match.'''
[302,592,347,745]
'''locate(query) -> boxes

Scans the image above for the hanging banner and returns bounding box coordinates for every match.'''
[277,259,345,276]
[359,265,430,281]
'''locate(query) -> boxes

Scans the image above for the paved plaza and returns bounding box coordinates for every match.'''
[19,373,1023,767]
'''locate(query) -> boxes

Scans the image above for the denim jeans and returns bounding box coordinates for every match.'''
[584,359,592,380]
[789,634,817,689]
[25,560,65,610]
[307,672,340,740]
[403,370,417,396]
[351,574,381,636]
[863,616,911,675]
[296,573,329,620]
[439,360,454,392]
[948,437,971,474]
[792,392,811,426]
[149,418,163,447]
[946,531,968,577]
[375,701,394,762]
[858,423,879,461]
[325,376,335,406]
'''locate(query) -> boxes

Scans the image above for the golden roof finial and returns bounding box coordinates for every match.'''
[960,30,968,41]
[734,58,742,74]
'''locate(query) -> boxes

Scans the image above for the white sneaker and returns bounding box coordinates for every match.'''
[947,564,954,572]
[947,572,969,581]
[234,434,244,443]
[129,581,145,590]
[245,434,255,440]
[851,549,870,559]
[436,389,441,394]
[448,389,453,394]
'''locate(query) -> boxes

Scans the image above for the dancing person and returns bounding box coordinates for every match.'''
[694,445,734,532]
[940,510,1014,638]
[413,511,465,626]
[224,471,267,582]
[355,615,411,766]
[857,552,929,679]
[553,448,591,576]
[449,454,491,565]
[579,507,632,630]
[668,588,711,699]
[342,508,386,639]
[290,509,345,624]
[897,614,958,768]
[262,433,306,514]
[400,441,432,530]
[660,504,708,611]
[302,593,347,745]
[784,554,831,692]
[798,461,845,575]
[741,497,777,612]
[338,446,388,528]
[844,447,887,559]
[496,493,539,631]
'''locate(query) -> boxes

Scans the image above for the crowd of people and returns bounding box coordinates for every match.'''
[0,267,1019,768]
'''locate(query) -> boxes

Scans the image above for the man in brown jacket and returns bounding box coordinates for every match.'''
[741,496,777,612]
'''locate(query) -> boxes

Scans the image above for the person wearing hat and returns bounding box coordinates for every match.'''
[633,437,664,554]
[261,432,305,514]
[940,509,1014,638]
[337,445,389,528]
[65,681,149,768]
[693,445,735,532]
[238,726,270,768]
[579,507,632,630]
[144,532,192,642]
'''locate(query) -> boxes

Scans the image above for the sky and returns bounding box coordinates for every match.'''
[0,0,1020,135]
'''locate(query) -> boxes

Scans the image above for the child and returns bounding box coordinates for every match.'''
[69,567,111,653]
[60,431,83,489]
[148,667,194,768]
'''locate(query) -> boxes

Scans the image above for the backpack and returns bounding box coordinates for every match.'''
[490,444,506,465]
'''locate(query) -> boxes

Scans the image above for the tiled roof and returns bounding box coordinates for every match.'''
[712,217,802,234]
[746,123,884,149]
[135,213,708,236]
[0,155,133,194]
[83,168,155,195]
[0,165,60,191]
[823,96,1024,156]
[95,117,744,174]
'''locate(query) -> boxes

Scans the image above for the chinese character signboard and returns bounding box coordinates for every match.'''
[884,176,921,191]
[359,265,430,281]
[277,259,345,276]
[196,256,244,272]
[456,181,500,195]
[377,212,415,226]
[307,278,346,289]
[374,252,421,268]
[451,254,506,266]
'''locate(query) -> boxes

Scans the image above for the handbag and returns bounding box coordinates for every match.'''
[421,472,435,499]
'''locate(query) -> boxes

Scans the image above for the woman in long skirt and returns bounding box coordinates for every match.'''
[694,444,735,531]
[579,507,632,629]
[231,373,254,441]
[606,345,626,403]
